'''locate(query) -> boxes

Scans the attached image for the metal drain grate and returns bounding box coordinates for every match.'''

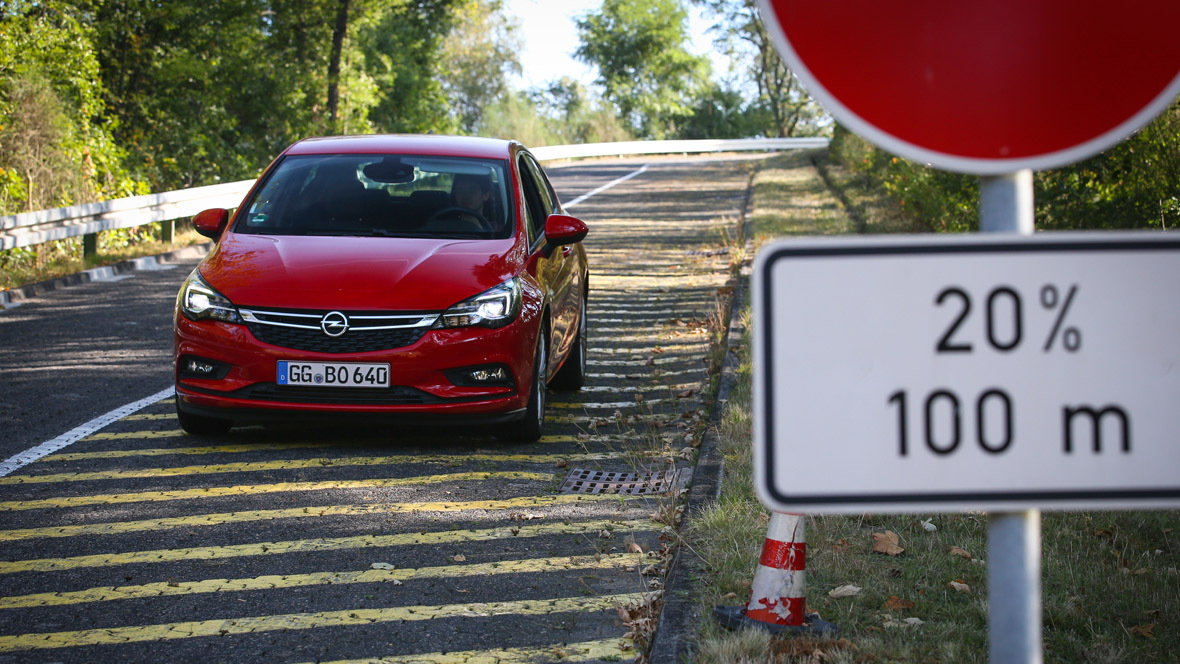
[559,468,678,495]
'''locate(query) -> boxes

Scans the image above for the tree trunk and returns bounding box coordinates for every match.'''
[326,0,351,132]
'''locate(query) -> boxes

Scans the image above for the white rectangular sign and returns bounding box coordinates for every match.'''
[754,233,1180,513]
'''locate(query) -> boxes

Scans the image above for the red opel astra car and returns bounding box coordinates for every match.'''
[173,135,588,441]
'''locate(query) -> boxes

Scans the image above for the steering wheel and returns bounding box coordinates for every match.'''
[426,206,491,232]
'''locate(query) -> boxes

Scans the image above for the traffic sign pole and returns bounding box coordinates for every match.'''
[989,511,1042,663]
[980,171,1041,664]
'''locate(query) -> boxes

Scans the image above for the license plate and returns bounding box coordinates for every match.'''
[277,361,390,388]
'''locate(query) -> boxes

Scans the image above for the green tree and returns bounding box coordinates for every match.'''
[478,90,558,147]
[575,0,707,139]
[0,0,141,213]
[358,0,462,135]
[694,0,824,137]
[440,0,520,134]
[528,76,631,145]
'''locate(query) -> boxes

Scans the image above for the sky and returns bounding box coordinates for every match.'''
[500,0,728,92]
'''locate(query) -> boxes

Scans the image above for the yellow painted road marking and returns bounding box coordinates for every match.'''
[594,343,702,354]
[45,442,337,461]
[121,413,176,421]
[0,593,643,652]
[548,399,672,410]
[0,518,652,574]
[0,471,554,512]
[0,452,624,485]
[0,552,644,609]
[0,494,641,542]
[83,429,185,440]
[303,637,635,664]
[43,435,628,462]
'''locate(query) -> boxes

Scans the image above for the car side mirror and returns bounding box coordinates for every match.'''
[542,213,588,257]
[193,208,230,240]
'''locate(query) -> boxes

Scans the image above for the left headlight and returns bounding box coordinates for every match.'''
[436,277,522,329]
[178,269,242,324]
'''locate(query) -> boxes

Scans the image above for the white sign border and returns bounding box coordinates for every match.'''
[755,0,1180,175]
[753,232,1180,513]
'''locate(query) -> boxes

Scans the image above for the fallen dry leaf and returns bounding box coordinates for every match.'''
[554,459,568,468]
[676,389,695,399]
[1129,623,1156,640]
[884,596,915,611]
[770,636,857,658]
[829,584,862,598]
[452,554,466,562]
[370,562,395,570]
[872,531,905,556]
[949,580,972,594]
[628,541,644,554]
[832,538,851,552]
[904,617,926,626]
[920,519,937,532]
[950,546,973,560]
[720,592,738,600]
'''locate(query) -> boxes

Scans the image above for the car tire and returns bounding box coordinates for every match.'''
[175,398,232,435]
[502,329,547,443]
[551,289,587,391]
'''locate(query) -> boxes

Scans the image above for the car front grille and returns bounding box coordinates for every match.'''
[239,307,438,354]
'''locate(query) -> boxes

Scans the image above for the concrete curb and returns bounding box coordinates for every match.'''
[0,242,212,309]
[647,168,757,662]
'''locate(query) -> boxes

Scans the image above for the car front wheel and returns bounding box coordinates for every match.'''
[502,330,547,442]
[552,289,587,390]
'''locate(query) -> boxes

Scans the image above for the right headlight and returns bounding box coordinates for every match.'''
[436,277,522,329]
[178,269,242,324]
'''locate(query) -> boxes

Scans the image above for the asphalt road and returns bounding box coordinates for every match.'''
[0,154,762,663]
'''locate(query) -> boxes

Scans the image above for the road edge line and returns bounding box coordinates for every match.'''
[563,164,649,209]
[0,388,173,477]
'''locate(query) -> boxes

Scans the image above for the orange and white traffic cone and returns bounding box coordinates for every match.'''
[713,512,837,635]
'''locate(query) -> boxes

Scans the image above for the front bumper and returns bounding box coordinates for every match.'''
[174,311,537,424]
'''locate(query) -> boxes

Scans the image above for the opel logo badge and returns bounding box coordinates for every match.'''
[321,311,349,337]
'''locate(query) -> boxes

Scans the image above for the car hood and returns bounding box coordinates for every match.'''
[201,233,523,311]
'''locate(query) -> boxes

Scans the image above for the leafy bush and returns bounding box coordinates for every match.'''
[830,98,1180,232]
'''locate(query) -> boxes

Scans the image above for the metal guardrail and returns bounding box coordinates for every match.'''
[0,137,828,252]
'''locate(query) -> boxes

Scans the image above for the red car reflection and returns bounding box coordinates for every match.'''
[174,135,588,441]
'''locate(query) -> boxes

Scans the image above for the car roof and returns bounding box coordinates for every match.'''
[284,134,516,160]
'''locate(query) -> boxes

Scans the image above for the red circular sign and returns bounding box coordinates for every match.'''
[758,0,1180,173]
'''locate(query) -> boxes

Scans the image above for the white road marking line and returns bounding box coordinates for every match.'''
[563,165,649,209]
[0,388,173,478]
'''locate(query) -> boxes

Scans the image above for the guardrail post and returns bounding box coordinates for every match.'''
[161,219,175,244]
[83,232,98,259]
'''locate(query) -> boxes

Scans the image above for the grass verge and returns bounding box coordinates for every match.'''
[687,149,1180,663]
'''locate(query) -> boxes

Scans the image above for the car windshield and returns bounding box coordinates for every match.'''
[233,154,513,239]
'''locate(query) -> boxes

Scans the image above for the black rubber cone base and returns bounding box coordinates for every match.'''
[713,605,839,636]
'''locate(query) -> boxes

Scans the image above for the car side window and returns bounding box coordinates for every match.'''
[517,155,547,247]
[523,156,556,218]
